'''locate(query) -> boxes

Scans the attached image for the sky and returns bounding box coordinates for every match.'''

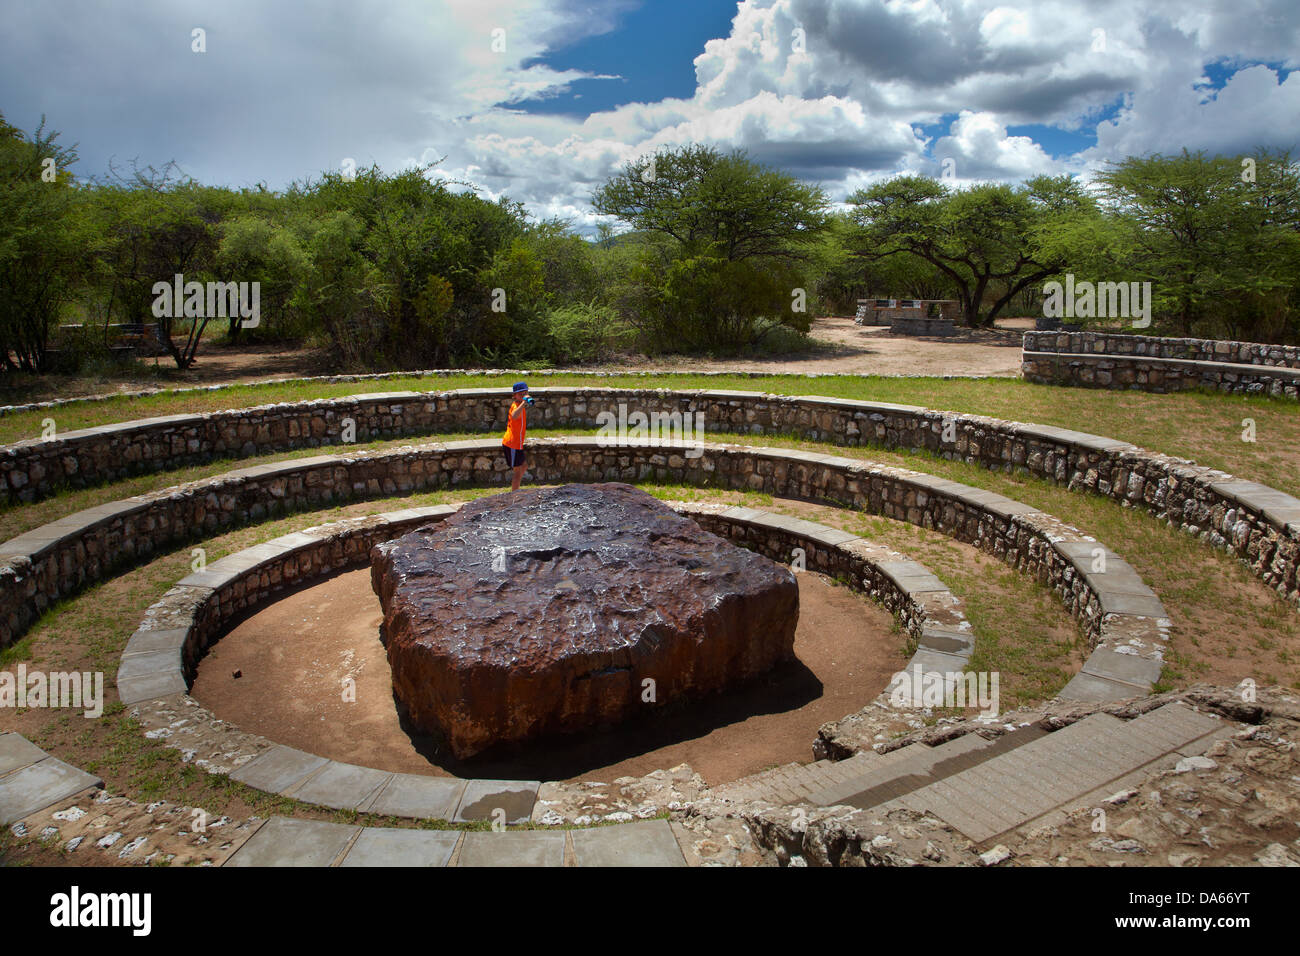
[2,0,1297,234]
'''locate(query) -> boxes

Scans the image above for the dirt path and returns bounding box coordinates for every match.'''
[602,316,1028,377]
[3,317,1029,403]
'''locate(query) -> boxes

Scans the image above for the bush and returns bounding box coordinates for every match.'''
[542,302,630,364]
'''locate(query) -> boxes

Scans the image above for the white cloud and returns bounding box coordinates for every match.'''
[931,110,1059,180]
[2,0,1297,234]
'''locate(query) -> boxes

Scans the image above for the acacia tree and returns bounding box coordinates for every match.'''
[593,145,828,351]
[847,175,1098,327]
[0,114,84,372]
[1096,149,1300,340]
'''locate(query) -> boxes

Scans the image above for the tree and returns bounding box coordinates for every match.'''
[85,163,237,369]
[0,113,84,372]
[1096,149,1300,340]
[847,175,1099,327]
[593,145,828,351]
[215,215,307,342]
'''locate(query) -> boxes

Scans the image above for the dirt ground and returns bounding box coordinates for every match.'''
[605,316,1028,377]
[2,317,1028,402]
[189,567,909,788]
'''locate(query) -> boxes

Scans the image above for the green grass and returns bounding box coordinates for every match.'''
[7,421,1298,696]
[3,410,1298,835]
[3,373,1298,497]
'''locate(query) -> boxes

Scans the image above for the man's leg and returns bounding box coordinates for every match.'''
[511,463,525,491]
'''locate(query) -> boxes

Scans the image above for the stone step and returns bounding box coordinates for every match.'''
[883,704,1224,844]
[709,752,879,806]
[224,815,688,867]
[0,732,103,826]
[808,726,1049,810]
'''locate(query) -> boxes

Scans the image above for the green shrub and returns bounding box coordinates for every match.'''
[542,301,630,364]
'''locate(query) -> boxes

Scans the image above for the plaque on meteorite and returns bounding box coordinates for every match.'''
[370,483,799,758]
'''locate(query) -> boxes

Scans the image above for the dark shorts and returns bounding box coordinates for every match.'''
[503,445,525,468]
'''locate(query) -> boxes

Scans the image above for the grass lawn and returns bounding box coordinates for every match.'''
[2,374,1297,498]
[2,381,1297,833]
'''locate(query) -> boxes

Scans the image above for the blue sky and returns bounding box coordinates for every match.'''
[1,0,1297,231]
[519,0,741,115]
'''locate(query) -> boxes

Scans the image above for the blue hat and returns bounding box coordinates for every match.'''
[512,381,528,393]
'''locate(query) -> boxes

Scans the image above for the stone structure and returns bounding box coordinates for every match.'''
[1023,331,1300,399]
[370,484,799,758]
[99,445,1171,725]
[110,504,980,822]
[109,499,1166,840]
[855,299,959,335]
[2,388,1294,637]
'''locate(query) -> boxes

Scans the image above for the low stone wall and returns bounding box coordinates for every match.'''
[1023,331,1300,399]
[121,503,976,708]
[6,437,1170,701]
[1024,331,1300,368]
[118,504,990,810]
[3,387,1296,609]
[890,316,957,337]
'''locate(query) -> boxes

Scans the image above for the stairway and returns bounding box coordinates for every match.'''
[715,703,1230,845]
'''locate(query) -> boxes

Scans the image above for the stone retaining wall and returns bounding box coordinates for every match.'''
[1022,331,1300,399]
[4,388,1295,609]
[5,437,1170,700]
[117,504,991,814]
[121,503,977,709]
[1024,332,1300,368]
[890,316,957,337]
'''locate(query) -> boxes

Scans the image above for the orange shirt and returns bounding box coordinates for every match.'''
[502,400,526,449]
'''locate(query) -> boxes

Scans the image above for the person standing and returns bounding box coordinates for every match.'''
[501,381,531,491]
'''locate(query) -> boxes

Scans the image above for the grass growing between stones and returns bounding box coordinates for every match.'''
[0,485,499,823]
[695,430,1300,692]
[641,484,1086,711]
[3,374,1298,497]
[0,427,552,540]
[7,424,1296,698]
[3,427,1297,834]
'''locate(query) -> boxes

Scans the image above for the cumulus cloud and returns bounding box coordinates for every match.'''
[2,0,1297,233]
[930,110,1058,181]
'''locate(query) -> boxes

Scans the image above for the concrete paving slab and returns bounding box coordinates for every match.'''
[229,745,329,795]
[0,758,102,825]
[116,649,181,680]
[1092,590,1164,621]
[224,817,358,867]
[1081,648,1162,688]
[571,819,687,867]
[1087,572,1159,601]
[0,733,47,776]
[290,761,392,811]
[116,669,188,705]
[339,828,459,867]
[453,779,539,824]
[805,526,859,547]
[368,774,466,820]
[918,627,974,656]
[457,830,565,867]
[122,627,189,657]
[1058,670,1147,703]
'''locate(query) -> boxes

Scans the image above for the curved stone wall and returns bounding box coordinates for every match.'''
[5,437,1169,701]
[3,387,1296,606]
[118,504,995,814]
[1022,331,1300,399]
